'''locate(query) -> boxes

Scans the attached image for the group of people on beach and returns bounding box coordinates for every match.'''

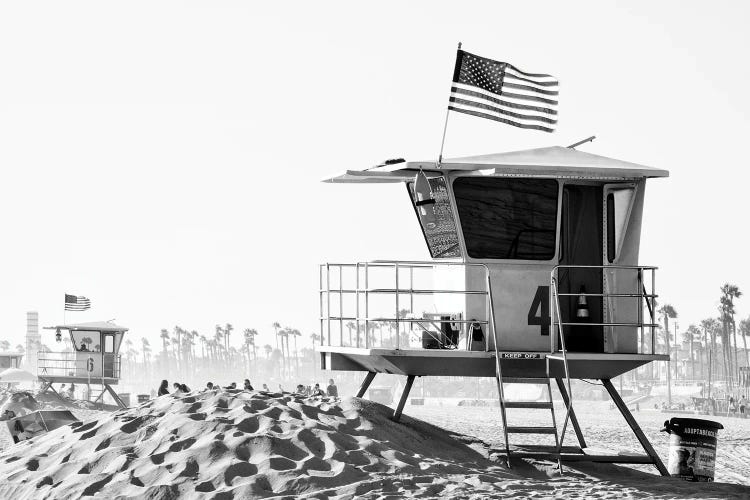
[156,378,338,398]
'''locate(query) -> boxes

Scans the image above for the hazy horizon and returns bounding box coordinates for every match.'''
[1,1,749,353]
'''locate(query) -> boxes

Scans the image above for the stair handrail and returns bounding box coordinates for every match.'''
[486,272,511,467]
[550,276,574,454]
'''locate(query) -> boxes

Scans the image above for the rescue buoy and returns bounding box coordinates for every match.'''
[576,286,590,319]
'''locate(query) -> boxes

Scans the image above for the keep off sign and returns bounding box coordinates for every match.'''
[500,352,543,359]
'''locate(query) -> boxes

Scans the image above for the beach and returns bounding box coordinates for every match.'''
[0,391,748,499]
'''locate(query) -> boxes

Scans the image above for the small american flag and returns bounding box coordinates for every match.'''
[449,49,558,132]
[65,294,91,311]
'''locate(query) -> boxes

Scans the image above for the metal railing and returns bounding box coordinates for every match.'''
[319,260,491,350]
[549,264,657,454]
[37,352,122,379]
[550,265,659,354]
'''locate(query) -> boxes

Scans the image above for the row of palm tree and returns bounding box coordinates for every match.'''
[649,283,748,402]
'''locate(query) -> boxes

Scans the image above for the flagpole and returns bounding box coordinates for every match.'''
[437,42,462,167]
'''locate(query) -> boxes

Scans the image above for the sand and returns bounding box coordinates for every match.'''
[0,390,747,499]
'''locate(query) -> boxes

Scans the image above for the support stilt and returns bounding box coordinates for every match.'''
[356,372,376,398]
[104,384,126,408]
[555,378,587,448]
[602,378,668,476]
[393,375,415,422]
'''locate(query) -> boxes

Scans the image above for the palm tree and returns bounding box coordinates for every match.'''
[272,322,281,349]
[658,304,677,405]
[684,325,701,380]
[291,329,301,375]
[243,328,254,372]
[160,329,170,357]
[214,325,224,361]
[263,344,273,359]
[225,323,233,353]
[720,283,742,387]
[740,317,750,370]
[141,337,151,366]
[0,340,10,351]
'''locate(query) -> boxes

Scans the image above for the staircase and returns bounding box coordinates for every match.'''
[487,274,571,472]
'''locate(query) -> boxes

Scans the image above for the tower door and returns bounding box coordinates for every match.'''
[102,333,115,378]
[559,184,604,352]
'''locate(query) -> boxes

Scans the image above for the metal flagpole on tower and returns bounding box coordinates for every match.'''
[437,42,462,167]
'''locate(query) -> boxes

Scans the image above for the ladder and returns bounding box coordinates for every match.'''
[487,273,571,471]
[496,374,563,470]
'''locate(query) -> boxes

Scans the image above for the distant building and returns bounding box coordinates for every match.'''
[25,311,40,372]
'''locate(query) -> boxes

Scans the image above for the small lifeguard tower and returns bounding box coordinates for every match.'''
[38,321,128,408]
[318,146,670,474]
[0,352,24,371]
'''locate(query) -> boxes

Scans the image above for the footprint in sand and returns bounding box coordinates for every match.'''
[236,416,260,434]
[179,457,199,478]
[168,437,196,453]
[26,458,39,471]
[268,456,297,471]
[95,437,112,452]
[224,461,257,485]
[72,420,98,434]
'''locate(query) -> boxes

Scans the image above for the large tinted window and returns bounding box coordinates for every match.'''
[407,177,461,258]
[453,178,558,260]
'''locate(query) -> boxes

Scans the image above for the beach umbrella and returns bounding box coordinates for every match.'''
[0,368,37,382]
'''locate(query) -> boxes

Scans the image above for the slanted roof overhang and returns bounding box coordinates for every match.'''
[323,146,669,183]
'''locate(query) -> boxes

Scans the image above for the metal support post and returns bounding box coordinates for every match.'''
[356,372,376,398]
[555,378,587,449]
[602,379,668,476]
[393,375,415,422]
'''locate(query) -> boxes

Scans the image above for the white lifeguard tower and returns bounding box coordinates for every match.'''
[38,321,128,408]
[318,146,670,474]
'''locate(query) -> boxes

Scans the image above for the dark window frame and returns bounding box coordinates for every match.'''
[452,177,560,261]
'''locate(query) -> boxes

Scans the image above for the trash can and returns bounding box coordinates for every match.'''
[662,417,723,481]
[137,394,150,404]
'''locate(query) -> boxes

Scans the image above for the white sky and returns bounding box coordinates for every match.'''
[0,1,748,351]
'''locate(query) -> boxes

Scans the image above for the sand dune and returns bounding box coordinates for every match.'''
[0,390,748,499]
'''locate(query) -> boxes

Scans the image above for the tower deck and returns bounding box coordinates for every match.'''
[319,346,667,379]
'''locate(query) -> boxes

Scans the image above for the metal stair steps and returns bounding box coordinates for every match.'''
[502,377,550,384]
[502,401,553,409]
[505,426,558,434]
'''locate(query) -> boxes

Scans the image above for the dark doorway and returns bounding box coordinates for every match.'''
[558,185,604,352]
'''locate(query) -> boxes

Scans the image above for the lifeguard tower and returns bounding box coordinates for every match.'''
[37,321,128,408]
[318,145,670,474]
[0,352,23,371]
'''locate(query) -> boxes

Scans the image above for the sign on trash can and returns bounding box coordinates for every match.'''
[661,417,723,481]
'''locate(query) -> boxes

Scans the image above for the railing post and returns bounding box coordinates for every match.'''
[394,263,399,350]
[651,268,656,355]
[339,265,344,347]
[364,262,369,351]
[637,269,643,354]
[326,264,331,347]
[355,263,360,348]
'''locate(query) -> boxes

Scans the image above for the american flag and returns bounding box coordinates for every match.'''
[449,49,558,132]
[65,294,91,311]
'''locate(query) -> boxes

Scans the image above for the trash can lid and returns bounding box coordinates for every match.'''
[662,417,724,433]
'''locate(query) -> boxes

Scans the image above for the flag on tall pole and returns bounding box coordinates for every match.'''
[65,294,91,311]
[448,49,559,133]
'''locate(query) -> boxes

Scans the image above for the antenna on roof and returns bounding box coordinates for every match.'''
[567,136,596,149]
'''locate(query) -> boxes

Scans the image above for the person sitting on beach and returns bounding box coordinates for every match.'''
[206,382,214,391]
[180,383,190,393]
[66,383,75,400]
[158,380,169,396]
[312,383,325,397]
[262,383,270,392]
[173,383,183,393]
[295,384,305,395]
[326,379,338,397]
[244,379,254,391]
